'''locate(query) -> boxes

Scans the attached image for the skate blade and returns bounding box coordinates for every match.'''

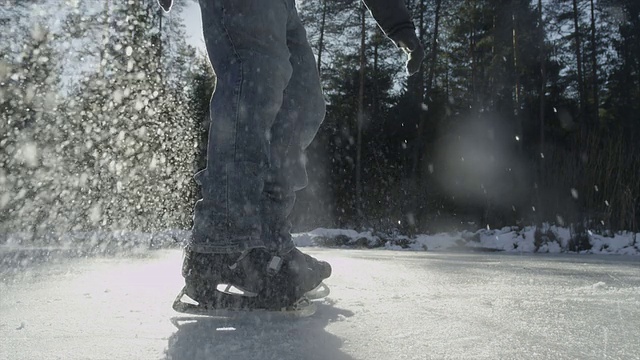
[305,282,330,300]
[172,287,317,318]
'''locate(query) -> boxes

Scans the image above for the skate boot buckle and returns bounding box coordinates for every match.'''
[267,256,283,275]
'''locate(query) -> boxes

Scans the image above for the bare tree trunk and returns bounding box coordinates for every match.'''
[356,2,366,221]
[589,0,599,124]
[512,9,523,153]
[470,4,477,107]
[417,0,426,102]
[572,0,585,120]
[373,33,380,114]
[317,0,327,76]
[426,0,442,95]
[538,0,546,156]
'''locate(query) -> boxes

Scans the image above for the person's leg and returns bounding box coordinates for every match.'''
[181,0,330,310]
[192,0,293,253]
[260,1,326,255]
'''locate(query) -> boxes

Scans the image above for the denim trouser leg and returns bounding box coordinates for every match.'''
[191,0,325,254]
[261,7,326,254]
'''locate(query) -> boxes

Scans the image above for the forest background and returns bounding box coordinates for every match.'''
[1,0,639,242]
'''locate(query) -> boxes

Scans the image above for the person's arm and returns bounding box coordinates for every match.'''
[361,0,425,76]
[157,0,173,13]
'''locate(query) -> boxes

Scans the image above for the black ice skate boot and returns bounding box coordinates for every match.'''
[173,247,331,314]
[266,247,332,302]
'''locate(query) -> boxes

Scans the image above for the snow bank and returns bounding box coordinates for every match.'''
[293,226,640,255]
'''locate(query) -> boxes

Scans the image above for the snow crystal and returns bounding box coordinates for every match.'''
[0,193,10,209]
[16,142,38,167]
[571,188,579,199]
[113,89,124,104]
[89,204,102,224]
[30,24,46,41]
[0,60,9,80]
[149,155,158,170]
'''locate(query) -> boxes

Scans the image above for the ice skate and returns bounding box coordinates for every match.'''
[172,247,331,317]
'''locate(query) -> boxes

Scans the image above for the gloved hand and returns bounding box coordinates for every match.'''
[157,0,173,13]
[393,28,425,76]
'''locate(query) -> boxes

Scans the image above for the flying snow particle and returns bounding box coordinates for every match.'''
[570,188,579,199]
[0,60,10,81]
[0,193,9,209]
[16,142,38,167]
[134,99,144,111]
[31,24,46,42]
[113,89,124,104]
[43,91,57,111]
[556,215,565,226]
[421,103,428,111]
[515,136,520,141]
[15,189,27,200]
[125,46,133,56]
[428,164,434,174]
[89,204,102,224]
[78,173,88,187]
[149,155,158,170]
[605,200,610,207]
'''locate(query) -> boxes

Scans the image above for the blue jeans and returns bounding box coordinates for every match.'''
[191,0,326,254]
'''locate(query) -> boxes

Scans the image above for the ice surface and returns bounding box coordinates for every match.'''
[1,248,639,359]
